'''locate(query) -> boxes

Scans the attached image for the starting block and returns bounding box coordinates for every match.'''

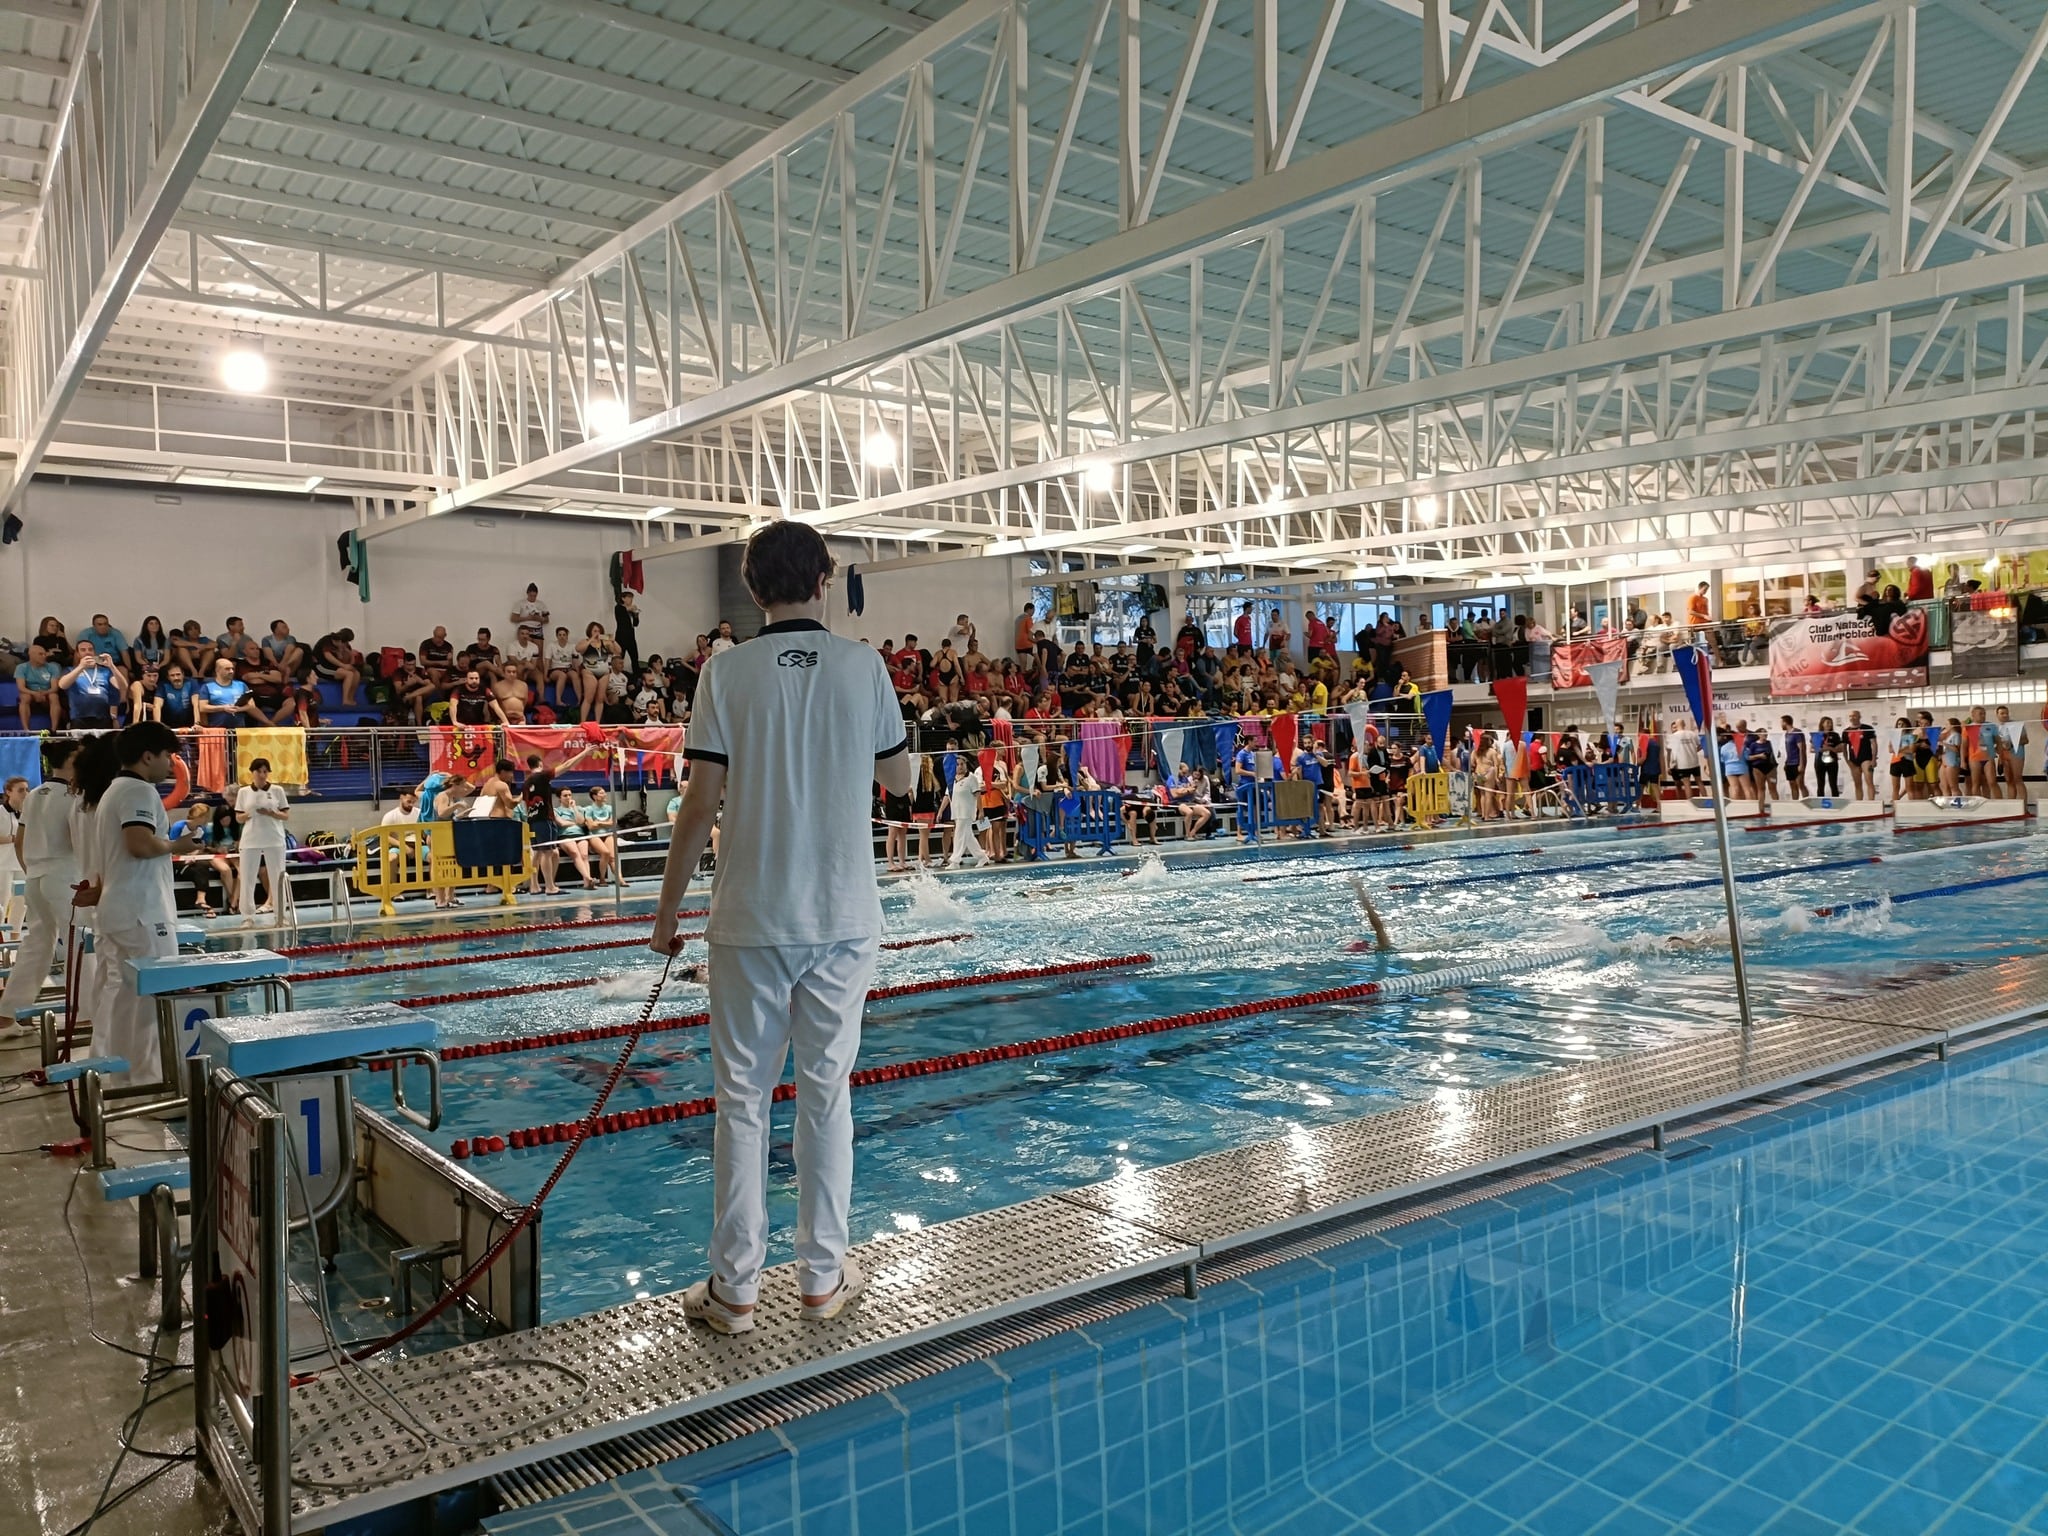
[1659,796,1763,825]
[1753,796,1890,831]
[1894,796,2033,831]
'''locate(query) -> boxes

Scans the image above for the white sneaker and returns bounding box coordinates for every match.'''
[800,1256,867,1323]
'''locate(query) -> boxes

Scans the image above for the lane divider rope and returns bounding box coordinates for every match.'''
[1589,852,1884,901]
[454,942,1607,1157]
[290,933,667,983]
[431,951,1154,1064]
[1387,850,1695,891]
[276,908,706,958]
[1815,865,2048,916]
[389,934,975,1013]
[1239,844,1547,884]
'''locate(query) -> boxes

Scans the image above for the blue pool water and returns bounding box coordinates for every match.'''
[486,1024,2048,1536]
[290,820,2048,1317]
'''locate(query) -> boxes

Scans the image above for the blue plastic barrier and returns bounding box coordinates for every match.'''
[1017,788,1123,859]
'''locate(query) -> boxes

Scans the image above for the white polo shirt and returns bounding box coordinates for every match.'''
[685,618,906,948]
[19,781,76,874]
[97,774,176,944]
[236,783,289,847]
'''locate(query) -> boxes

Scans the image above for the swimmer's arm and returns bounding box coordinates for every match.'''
[650,760,724,954]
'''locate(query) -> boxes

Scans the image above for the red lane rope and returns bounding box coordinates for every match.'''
[459,974,1384,1157]
[434,951,1147,1064]
[277,909,707,958]
[390,934,976,1013]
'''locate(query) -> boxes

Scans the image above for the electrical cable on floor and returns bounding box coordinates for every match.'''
[56,1315,195,1536]
[61,1171,191,1364]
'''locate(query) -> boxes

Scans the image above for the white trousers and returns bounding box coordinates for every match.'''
[94,916,177,1085]
[0,868,77,1018]
[239,844,290,918]
[705,938,879,1304]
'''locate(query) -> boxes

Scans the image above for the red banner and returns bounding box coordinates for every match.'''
[1768,609,1929,697]
[1549,631,1630,689]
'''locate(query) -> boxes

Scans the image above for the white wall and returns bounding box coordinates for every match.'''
[831,554,1023,651]
[10,482,720,663]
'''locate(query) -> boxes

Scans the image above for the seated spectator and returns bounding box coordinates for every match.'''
[169,619,212,675]
[130,615,172,675]
[243,654,302,726]
[196,656,257,724]
[59,640,124,729]
[580,784,618,881]
[79,613,128,665]
[545,625,582,711]
[16,642,60,729]
[156,663,199,728]
[418,626,457,688]
[389,654,436,725]
[31,615,71,668]
[262,619,306,677]
[311,629,362,706]
[216,615,251,662]
[127,662,165,723]
[465,627,503,682]
[504,625,545,696]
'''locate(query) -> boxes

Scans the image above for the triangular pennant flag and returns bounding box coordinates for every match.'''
[1490,675,1528,740]
[1672,643,1714,728]
[1586,659,1621,725]
[1420,689,1454,758]
[1065,737,1084,781]
[1271,712,1299,771]
[1019,742,1041,787]
[941,751,958,788]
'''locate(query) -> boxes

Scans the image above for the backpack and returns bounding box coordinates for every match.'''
[618,808,650,829]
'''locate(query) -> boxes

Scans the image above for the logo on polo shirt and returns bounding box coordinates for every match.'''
[777,650,819,668]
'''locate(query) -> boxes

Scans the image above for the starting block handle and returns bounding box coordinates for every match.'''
[45,1056,128,1084]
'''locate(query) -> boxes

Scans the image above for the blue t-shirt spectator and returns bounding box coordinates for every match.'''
[157,676,199,726]
[66,661,119,720]
[80,621,127,657]
[17,659,55,693]
[200,677,248,712]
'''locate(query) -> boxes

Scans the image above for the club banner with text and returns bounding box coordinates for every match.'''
[1549,631,1630,689]
[1768,609,1929,697]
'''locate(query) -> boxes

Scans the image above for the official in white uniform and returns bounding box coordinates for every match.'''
[234,757,291,922]
[0,740,79,1019]
[651,521,915,1335]
[81,725,197,1083]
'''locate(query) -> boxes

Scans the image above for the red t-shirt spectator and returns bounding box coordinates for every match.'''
[1906,565,1933,602]
[1305,615,1331,655]
[1233,612,1253,648]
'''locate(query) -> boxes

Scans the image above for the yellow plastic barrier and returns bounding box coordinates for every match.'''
[1405,770,1449,827]
[349,821,531,916]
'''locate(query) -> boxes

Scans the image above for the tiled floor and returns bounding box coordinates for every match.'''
[493,1024,2048,1535]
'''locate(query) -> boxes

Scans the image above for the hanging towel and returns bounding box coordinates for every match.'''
[451,817,524,874]
[235,728,310,788]
[846,565,865,616]
[196,729,232,794]
[1079,718,1122,785]
[0,736,41,788]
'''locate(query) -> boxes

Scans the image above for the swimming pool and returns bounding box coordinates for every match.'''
[488,1018,2048,1536]
[288,819,2048,1320]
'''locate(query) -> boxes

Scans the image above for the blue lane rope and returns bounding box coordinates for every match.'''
[1591,852,1885,901]
[1817,865,2048,917]
[1240,843,1550,885]
[1387,850,1698,891]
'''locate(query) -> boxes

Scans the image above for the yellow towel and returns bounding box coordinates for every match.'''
[236,728,310,788]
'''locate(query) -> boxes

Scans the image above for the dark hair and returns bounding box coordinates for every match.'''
[42,738,79,771]
[525,753,544,770]
[74,736,125,808]
[249,757,272,773]
[494,758,515,775]
[740,520,834,608]
[119,721,181,766]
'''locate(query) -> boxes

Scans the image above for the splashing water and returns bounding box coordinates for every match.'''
[1123,852,1172,888]
[899,873,971,929]
[595,971,658,1000]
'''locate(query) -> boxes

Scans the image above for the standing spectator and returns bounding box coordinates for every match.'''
[235,758,291,922]
[579,623,621,724]
[1905,561,1934,603]
[1233,602,1255,650]
[311,629,362,707]
[1014,604,1037,660]
[418,625,456,690]
[59,640,124,729]
[1685,582,1711,633]
[512,583,550,633]
[130,615,172,675]
[1780,715,1807,796]
[450,667,505,727]
[0,739,78,1016]
[261,620,306,677]
[15,642,60,730]
[709,619,737,654]
[519,744,599,895]
[614,589,643,674]
[946,613,975,653]
[196,656,256,725]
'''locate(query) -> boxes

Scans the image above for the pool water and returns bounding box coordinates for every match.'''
[488,1024,2048,1536]
[291,821,2048,1317]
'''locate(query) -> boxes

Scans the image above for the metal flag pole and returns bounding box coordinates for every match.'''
[1692,641,1756,1032]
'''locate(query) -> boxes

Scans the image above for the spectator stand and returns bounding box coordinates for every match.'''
[1017,788,1123,859]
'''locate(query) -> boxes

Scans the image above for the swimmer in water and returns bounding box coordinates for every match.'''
[1345,875,1395,953]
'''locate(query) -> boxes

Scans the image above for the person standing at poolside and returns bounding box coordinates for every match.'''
[650,521,915,1334]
